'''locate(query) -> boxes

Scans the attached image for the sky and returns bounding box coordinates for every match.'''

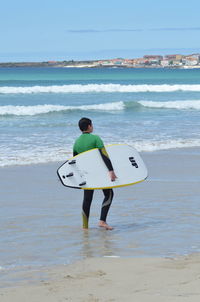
[1,0,200,62]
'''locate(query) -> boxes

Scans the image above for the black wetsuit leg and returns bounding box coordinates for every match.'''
[82,190,94,228]
[100,189,114,222]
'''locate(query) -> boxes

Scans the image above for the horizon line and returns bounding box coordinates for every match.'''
[66,27,200,34]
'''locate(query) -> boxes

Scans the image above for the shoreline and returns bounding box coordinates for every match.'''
[1,146,200,170]
[1,64,200,69]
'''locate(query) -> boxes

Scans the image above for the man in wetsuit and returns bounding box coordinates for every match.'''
[73,117,117,230]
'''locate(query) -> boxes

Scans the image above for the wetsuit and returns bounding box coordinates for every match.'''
[73,133,114,228]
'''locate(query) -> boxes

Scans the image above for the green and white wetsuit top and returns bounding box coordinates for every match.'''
[73,133,113,171]
[73,133,104,155]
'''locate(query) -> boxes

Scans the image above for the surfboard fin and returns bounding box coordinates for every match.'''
[79,181,86,186]
[68,160,76,164]
[66,172,74,177]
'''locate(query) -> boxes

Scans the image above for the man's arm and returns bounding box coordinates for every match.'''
[99,147,117,181]
[99,147,113,171]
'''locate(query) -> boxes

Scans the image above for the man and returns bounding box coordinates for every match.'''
[73,117,117,230]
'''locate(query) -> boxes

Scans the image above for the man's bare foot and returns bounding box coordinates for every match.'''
[98,221,113,230]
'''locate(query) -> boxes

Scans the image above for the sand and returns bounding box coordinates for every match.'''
[1,254,200,301]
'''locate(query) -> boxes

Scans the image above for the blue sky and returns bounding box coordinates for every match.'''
[1,0,200,62]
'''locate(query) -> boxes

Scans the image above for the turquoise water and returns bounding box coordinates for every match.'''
[1,67,200,166]
[1,67,200,82]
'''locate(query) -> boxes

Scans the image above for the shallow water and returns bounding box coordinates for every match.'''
[1,149,200,286]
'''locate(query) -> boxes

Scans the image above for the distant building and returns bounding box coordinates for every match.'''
[185,53,200,60]
[142,55,162,66]
[99,58,125,66]
[163,54,182,66]
[98,60,113,66]
[121,59,135,66]
[143,55,163,60]
[164,54,182,60]
[182,54,200,66]
[134,58,148,66]
[182,57,199,66]
[111,59,124,65]
[172,60,183,66]
[160,59,170,67]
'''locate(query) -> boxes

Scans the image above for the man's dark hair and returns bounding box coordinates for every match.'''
[78,117,92,131]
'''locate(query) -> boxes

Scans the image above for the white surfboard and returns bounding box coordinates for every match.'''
[57,144,148,190]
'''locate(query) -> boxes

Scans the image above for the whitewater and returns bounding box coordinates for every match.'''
[1,67,200,166]
[1,100,200,116]
[1,138,200,167]
[0,102,125,116]
[2,83,200,94]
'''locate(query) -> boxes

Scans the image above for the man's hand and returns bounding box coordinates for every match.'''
[109,170,117,181]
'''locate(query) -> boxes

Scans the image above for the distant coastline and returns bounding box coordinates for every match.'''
[0,53,200,69]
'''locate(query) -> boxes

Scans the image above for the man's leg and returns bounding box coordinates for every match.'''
[82,190,94,229]
[99,189,114,230]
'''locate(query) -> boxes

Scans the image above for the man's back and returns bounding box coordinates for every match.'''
[73,133,104,155]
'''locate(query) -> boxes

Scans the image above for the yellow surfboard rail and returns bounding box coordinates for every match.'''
[82,178,146,190]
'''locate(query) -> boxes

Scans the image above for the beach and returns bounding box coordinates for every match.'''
[1,148,200,300]
[1,254,200,302]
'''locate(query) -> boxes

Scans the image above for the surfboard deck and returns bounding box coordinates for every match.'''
[57,144,148,190]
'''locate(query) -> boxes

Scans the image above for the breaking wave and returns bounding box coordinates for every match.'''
[138,100,200,110]
[2,99,200,116]
[128,139,200,152]
[1,83,200,94]
[0,102,125,116]
[1,139,200,167]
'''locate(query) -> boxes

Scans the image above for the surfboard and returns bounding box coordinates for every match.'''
[57,144,148,190]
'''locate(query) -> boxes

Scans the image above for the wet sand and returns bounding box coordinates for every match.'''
[1,254,200,301]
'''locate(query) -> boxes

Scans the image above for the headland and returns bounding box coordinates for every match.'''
[1,53,200,68]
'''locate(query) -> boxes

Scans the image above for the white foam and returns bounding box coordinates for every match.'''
[139,100,200,110]
[1,138,200,167]
[128,139,200,152]
[104,256,120,258]
[0,102,124,116]
[0,146,72,167]
[1,84,200,94]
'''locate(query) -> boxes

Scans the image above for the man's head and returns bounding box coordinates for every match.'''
[78,117,93,133]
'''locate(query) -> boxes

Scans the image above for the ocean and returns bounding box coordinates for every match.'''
[1,67,200,286]
[1,67,200,167]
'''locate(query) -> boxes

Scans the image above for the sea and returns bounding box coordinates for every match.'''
[1,67,200,166]
[1,67,200,286]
